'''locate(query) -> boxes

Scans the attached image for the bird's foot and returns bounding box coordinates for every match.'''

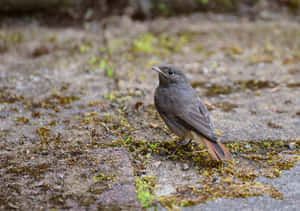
[163,154,175,161]
[163,148,180,160]
[179,139,192,146]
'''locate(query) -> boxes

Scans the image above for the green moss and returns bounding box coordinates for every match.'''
[287,82,300,88]
[236,167,258,181]
[284,0,300,12]
[7,163,50,176]
[191,80,278,96]
[131,33,189,56]
[0,88,25,104]
[0,31,24,53]
[29,92,80,112]
[267,121,283,129]
[132,33,155,54]
[50,93,80,105]
[159,196,179,210]
[213,101,238,112]
[92,173,116,182]
[14,116,30,125]
[151,0,239,16]
[36,126,52,144]
[75,40,94,54]
[136,176,157,208]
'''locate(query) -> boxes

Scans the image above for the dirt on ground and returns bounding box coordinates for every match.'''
[0,14,299,210]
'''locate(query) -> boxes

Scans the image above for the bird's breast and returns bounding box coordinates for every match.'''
[155,85,195,111]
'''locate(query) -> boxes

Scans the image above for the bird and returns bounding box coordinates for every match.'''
[152,65,232,161]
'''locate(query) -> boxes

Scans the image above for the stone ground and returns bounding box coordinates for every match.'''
[0,14,299,210]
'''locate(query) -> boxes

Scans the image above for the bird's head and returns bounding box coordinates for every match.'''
[152,65,189,86]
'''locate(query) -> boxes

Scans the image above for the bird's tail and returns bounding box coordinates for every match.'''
[201,137,233,161]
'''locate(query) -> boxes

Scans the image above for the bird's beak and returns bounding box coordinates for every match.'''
[152,66,167,77]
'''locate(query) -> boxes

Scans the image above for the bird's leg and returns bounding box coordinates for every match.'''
[180,138,192,146]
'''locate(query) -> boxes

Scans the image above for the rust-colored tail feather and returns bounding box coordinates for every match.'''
[202,137,233,161]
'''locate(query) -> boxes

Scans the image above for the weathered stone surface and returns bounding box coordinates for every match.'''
[184,162,300,211]
[91,147,142,211]
[211,83,300,142]
[0,13,299,211]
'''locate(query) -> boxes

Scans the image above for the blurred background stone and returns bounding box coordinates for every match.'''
[0,0,298,19]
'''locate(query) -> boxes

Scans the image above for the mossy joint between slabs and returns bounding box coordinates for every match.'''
[130,138,299,209]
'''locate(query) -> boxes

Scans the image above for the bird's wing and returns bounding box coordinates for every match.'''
[176,97,218,143]
[176,96,233,160]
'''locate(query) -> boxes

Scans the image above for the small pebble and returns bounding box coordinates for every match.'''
[213,177,221,183]
[111,103,119,107]
[58,174,65,179]
[182,163,189,171]
[288,143,295,150]
[245,144,251,149]
[41,150,48,155]
[35,181,45,187]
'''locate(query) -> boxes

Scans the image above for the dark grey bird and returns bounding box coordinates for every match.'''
[152,65,232,161]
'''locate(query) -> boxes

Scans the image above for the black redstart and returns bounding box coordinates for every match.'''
[152,65,232,161]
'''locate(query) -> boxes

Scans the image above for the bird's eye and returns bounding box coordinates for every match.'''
[168,69,174,75]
